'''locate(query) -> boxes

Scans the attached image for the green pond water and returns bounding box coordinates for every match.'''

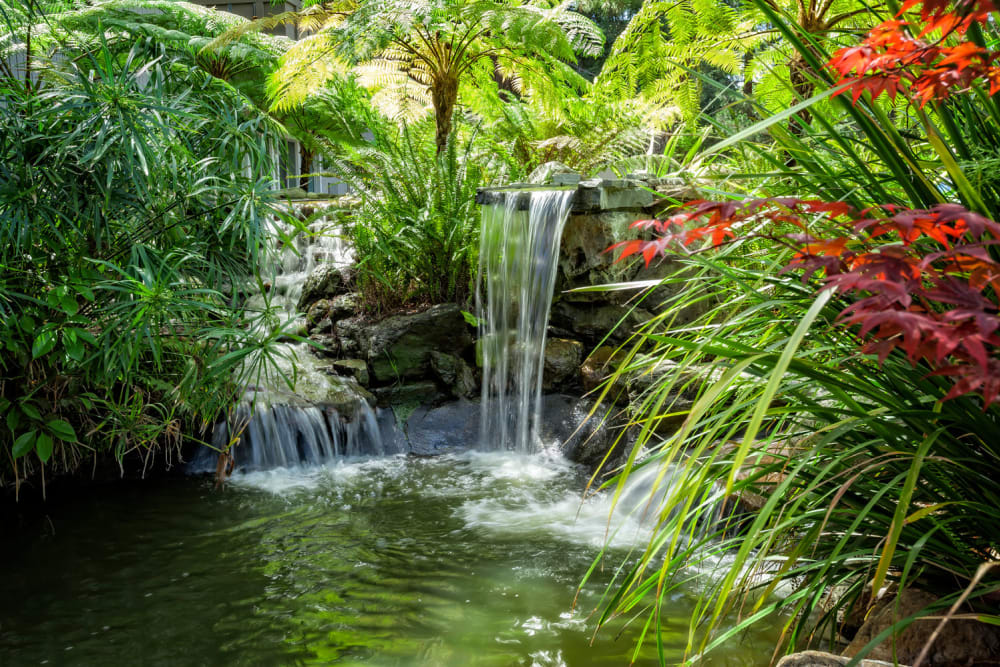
[0,451,780,666]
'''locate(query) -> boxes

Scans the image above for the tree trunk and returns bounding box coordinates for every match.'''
[788,53,815,127]
[742,51,754,97]
[431,74,459,155]
[299,146,314,192]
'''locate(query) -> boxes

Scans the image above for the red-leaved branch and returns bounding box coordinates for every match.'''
[611,201,1000,404]
[610,3,1000,405]
[829,0,1000,105]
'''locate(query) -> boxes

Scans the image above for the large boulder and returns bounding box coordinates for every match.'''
[352,303,474,384]
[844,588,1000,666]
[296,263,349,311]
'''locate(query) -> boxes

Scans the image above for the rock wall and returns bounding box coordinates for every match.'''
[286,177,696,466]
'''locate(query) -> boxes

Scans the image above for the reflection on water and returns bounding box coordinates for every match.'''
[0,452,779,665]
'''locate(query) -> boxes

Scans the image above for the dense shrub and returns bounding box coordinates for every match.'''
[0,39,288,495]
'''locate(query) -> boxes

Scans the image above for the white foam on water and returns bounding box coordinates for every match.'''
[458,449,574,482]
[228,455,408,495]
[460,485,653,550]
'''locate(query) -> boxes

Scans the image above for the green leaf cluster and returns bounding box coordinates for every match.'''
[0,13,290,494]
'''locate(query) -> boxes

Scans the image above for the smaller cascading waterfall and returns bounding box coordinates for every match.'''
[246,209,353,324]
[192,203,392,473]
[201,400,388,472]
[477,189,576,453]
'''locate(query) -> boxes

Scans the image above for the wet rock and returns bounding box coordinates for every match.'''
[373,381,445,410]
[431,352,478,399]
[332,359,370,387]
[599,182,655,210]
[329,292,359,321]
[296,263,348,311]
[404,400,480,455]
[543,339,584,390]
[551,209,710,345]
[626,358,708,409]
[376,407,407,455]
[306,299,332,324]
[558,211,650,289]
[549,301,653,344]
[542,394,627,471]
[776,651,894,667]
[580,346,622,393]
[364,304,473,383]
[845,588,1000,666]
[316,375,375,418]
[313,317,334,334]
[307,334,340,358]
[334,316,367,358]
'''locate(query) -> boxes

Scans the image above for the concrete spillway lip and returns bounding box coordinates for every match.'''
[476,179,661,213]
[474,184,577,209]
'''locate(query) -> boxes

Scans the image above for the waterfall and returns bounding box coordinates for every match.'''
[193,400,391,472]
[477,189,575,453]
[190,204,389,474]
[246,208,353,325]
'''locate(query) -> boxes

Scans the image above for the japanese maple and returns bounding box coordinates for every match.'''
[827,0,1000,104]
[611,0,1000,406]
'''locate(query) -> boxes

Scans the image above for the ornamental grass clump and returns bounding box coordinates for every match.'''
[590,0,1000,663]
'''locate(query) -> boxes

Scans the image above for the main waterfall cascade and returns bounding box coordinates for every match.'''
[477,189,576,453]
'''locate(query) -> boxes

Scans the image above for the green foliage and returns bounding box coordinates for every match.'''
[594,0,747,123]
[0,31,289,494]
[217,0,604,151]
[588,1,1000,663]
[332,122,486,314]
[479,96,653,179]
[590,238,1000,661]
[3,0,289,102]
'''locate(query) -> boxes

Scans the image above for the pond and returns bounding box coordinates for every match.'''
[0,451,780,665]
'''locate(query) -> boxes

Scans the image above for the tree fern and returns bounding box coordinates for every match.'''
[213,0,604,152]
